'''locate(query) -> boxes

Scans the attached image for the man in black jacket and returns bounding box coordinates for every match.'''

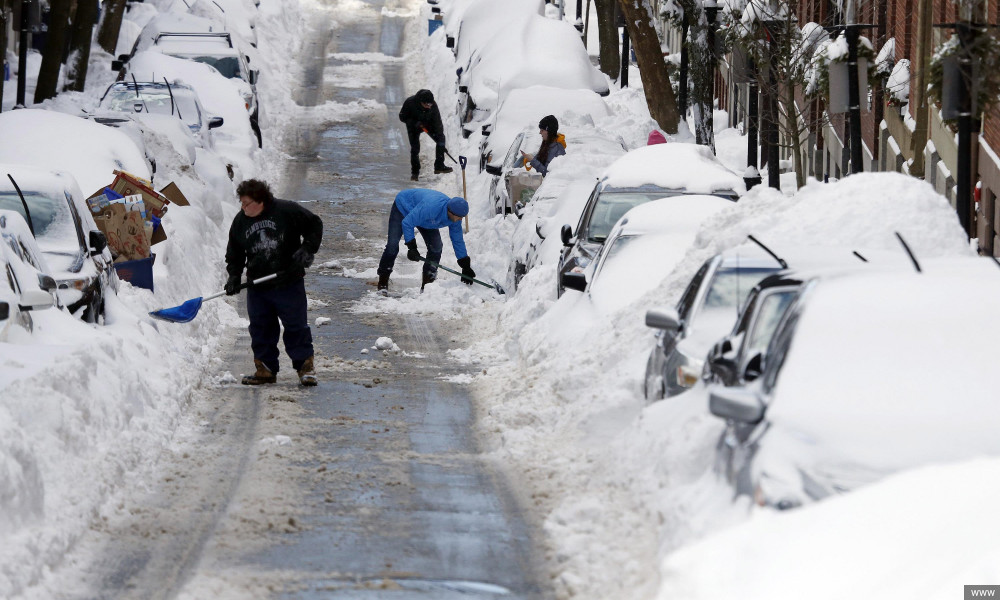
[398,89,453,181]
[225,179,324,386]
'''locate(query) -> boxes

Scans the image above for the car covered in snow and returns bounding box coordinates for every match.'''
[0,165,113,322]
[454,5,609,136]
[559,195,734,314]
[557,143,745,296]
[96,80,224,152]
[0,210,59,339]
[643,246,780,401]
[707,258,1000,509]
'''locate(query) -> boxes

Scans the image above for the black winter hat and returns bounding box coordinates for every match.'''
[416,89,435,104]
[539,114,559,138]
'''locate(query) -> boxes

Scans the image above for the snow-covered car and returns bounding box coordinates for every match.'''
[454,6,609,135]
[0,209,59,339]
[707,258,1000,509]
[559,195,734,314]
[643,246,780,401]
[122,51,257,157]
[115,15,260,144]
[0,165,114,322]
[96,80,224,151]
[557,143,745,296]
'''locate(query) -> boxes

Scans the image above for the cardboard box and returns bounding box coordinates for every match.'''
[159,181,190,207]
[93,201,151,261]
[110,170,170,218]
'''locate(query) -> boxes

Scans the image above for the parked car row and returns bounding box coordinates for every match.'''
[434,0,998,516]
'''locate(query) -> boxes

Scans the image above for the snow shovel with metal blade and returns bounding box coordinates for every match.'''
[423,258,505,294]
[149,273,280,323]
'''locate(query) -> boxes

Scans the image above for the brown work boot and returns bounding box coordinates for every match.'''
[377,272,390,296]
[241,359,277,385]
[297,356,318,386]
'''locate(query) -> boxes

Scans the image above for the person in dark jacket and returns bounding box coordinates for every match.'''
[225,179,324,386]
[398,89,453,181]
[520,114,566,176]
[376,188,474,294]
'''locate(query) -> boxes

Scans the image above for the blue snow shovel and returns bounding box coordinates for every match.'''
[149,273,280,323]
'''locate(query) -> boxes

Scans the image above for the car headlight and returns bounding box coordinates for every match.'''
[677,360,703,388]
[242,91,252,111]
[58,276,95,292]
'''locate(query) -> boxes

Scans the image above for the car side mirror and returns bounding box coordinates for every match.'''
[708,386,765,424]
[208,116,224,129]
[37,274,57,292]
[743,352,763,382]
[535,222,546,240]
[446,35,455,48]
[708,354,737,383]
[19,289,54,311]
[111,60,124,71]
[645,306,681,336]
[89,230,108,255]
[0,301,8,320]
[560,272,587,293]
[248,70,258,85]
[458,85,468,94]
[484,164,502,176]
[560,224,573,247]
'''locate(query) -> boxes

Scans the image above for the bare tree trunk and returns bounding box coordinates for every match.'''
[34,0,73,103]
[96,0,126,54]
[783,81,805,189]
[594,0,618,79]
[64,0,98,92]
[691,20,713,146]
[617,0,679,133]
[0,0,9,110]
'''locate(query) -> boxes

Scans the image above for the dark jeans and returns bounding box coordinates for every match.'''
[406,125,446,174]
[246,278,313,373]
[377,202,443,279]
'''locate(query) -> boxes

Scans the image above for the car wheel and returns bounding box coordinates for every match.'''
[82,292,104,325]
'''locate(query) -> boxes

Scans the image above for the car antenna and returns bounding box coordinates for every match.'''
[131,73,150,113]
[163,77,182,121]
[6,174,35,236]
[746,234,788,268]
[853,250,868,262]
[894,231,922,273]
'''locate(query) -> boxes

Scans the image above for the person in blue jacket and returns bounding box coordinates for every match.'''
[376,188,474,293]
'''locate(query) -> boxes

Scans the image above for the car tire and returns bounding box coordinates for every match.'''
[82,292,104,325]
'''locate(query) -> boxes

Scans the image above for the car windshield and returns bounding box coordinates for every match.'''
[183,55,242,79]
[703,267,780,311]
[0,191,82,255]
[102,86,202,129]
[586,191,680,242]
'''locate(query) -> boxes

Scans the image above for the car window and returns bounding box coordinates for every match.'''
[704,267,779,311]
[103,87,202,128]
[584,191,679,242]
[0,192,82,255]
[183,55,242,79]
[744,289,796,359]
[501,133,525,170]
[677,262,710,322]
[762,305,802,393]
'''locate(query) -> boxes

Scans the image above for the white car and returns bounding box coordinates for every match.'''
[0,164,116,322]
[559,195,734,314]
[0,210,60,339]
[97,80,224,151]
[708,257,1000,509]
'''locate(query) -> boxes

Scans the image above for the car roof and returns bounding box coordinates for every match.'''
[0,163,81,200]
[599,143,746,195]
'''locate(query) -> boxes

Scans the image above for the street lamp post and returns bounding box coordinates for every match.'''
[17,0,31,108]
[761,19,782,189]
[703,0,720,154]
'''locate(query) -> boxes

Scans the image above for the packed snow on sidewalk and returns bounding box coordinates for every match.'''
[347,1,999,599]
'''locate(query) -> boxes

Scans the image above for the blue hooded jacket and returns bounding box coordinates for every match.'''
[395,188,468,259]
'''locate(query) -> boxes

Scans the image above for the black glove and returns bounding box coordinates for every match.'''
[405,239,422,262]
[224,274,242,296]
[292,247,314,268]
[457,256,475,285]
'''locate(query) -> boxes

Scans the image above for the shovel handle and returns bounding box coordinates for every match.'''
[204,272,280,302]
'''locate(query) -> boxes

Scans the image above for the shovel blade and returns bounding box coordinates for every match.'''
[149,297,205,323]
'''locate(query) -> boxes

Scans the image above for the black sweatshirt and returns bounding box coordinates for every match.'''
[398,93,444,136]
[225,199,323,289]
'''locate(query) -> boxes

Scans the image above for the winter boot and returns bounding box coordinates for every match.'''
[434,165,453,174]
[420,271,436,292]
[377,272,390,296]
[242,359,277,385]
[297,356,318,387]
[410,172,419,181]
